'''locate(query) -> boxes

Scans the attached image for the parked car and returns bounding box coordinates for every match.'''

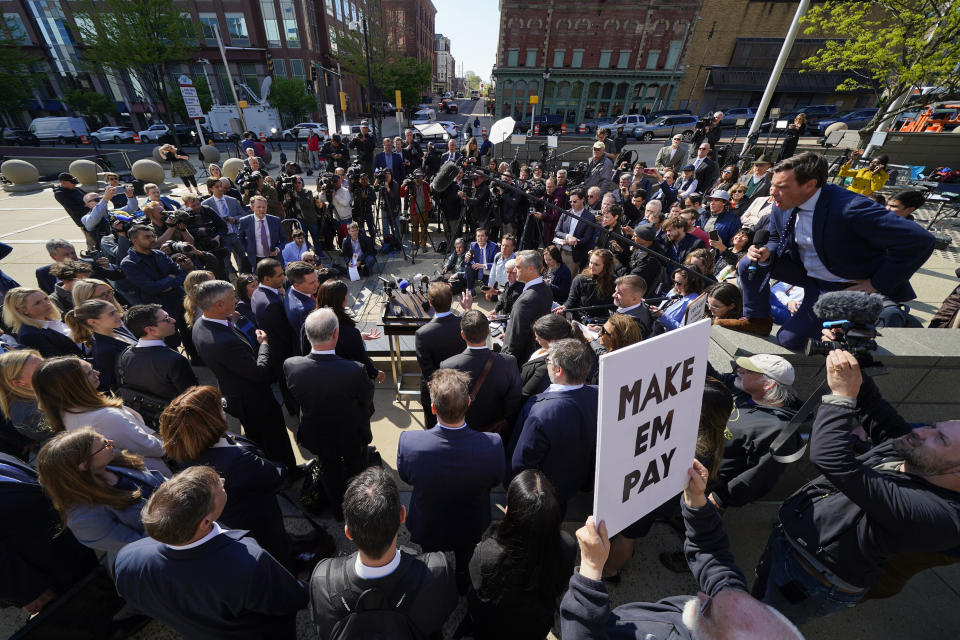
[1,128,40,145]
[137,123,171,143]
[411,121,457,143]
[814,108,879,135]
[411,108,437,126]
[598,114,648,135]
[90,126,134,143]
[281,122,328,141]
[438,99,458,114]
[347,122,381,138]
[372,101,396,115]
[647,109,692,120]
[716,107,757,128]
[516,114,565,135]
[633,115,699,141]
[138,123,211,143]
[28,117,90,144]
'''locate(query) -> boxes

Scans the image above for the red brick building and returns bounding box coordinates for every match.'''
[381,0,436,79]
[492,0,701,125]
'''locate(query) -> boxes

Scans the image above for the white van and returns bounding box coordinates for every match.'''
[28,117,90,143]
[411,108,436,125]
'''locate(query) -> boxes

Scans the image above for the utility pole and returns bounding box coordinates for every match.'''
[212,23,247,132]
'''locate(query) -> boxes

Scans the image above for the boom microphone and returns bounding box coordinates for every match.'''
[746,229,770,281]
[431,162,461,193]
[812,291,884,326]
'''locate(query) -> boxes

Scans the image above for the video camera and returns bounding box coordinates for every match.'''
[316,171,338,195]
[166,209,198,227]
[109,213,135,234]
[161,240,196,255]
[804,291,883,363]
[695,116,713,129]
[346,162,365,192]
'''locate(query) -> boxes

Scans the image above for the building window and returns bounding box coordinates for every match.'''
[280,1,299,47]
[239,63,258,89]
[617,50,630,69]
[273,59,287,77]
[260,1,280,47]
[553,49,564,67]
[598,50,611,68]
[198,13,219,44]
[289,58,305,78]
[325,0,335,18]
[571,49,584,68]
[665,40,682,69]
[645,50,660,70]
[224,13,249,47]
[3,13,29,44]
[525,48,537,67]
[507,49,518,67]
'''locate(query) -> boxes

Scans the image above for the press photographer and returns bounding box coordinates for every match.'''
[498,171,528,239]
[459,169,491,235]
[315,172,352,248]
[240,172,282,218]
[348,121,376,177]
[160,240,222,278]
[400,170,431,251]
[282,175,322,250]
[373,168,402,249]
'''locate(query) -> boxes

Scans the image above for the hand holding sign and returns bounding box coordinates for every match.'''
[574,516,610,581]
[682,459,709,509]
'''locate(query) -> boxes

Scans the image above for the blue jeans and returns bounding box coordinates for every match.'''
[381,208,401,243]
[753,527,866,626]
[738,256,852,350]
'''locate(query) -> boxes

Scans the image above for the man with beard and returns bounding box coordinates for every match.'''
[753,349,960,625]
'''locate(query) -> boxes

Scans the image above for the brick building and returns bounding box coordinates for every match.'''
[674,0,874,114]
[492,0,701,126]
[381,0,436,80]
[0,0,370,129]
[435,33,455,95]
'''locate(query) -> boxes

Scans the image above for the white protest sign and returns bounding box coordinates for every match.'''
[593,318,712,537]
[325,104,337,139]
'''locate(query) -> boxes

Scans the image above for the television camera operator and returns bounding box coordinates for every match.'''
[400,169,431,251]
[373,167,402,249]
[431,163,464,249]
[160,239,222,279]
[460,169,492,236]
[496,172,528,240]
[240,171,282,218]
[314,171,353,249]
[348,166,378,240]
[176,195,229,278]
[321,134,351,172]
[348,120,376,178]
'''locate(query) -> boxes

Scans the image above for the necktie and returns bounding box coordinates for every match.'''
[777,207,799,255]
[217,198,227,217]
[258,218,269,257]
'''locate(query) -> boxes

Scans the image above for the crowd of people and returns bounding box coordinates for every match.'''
[0,120,958,639]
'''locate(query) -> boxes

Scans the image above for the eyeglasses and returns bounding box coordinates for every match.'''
[597,326,609,337]
[722,169,732,174]
[86,439,114,460]
[673,279,685,285]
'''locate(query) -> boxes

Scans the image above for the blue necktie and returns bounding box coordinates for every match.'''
[777,207,799,255]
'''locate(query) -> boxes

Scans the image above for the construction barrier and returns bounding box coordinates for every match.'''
[534,124,540,135]
[259,132,266,142]
[561,123,567,135]
[80,135,89,145]
[133,133,141,144]
[578,123,586,134]
[481,127,487,135]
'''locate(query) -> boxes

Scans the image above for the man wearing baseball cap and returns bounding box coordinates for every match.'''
[583,141,614,193]
[708,354,801,511]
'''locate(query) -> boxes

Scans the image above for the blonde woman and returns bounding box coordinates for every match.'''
[36,427,166,555]
[64,300,136,392]
[160,143,198,194]
[0,350,52,456]
[32,356,169,474]
[464,136,480,165]
[72,278,124,313]
[183,270,215,328]
[2,287,82,357]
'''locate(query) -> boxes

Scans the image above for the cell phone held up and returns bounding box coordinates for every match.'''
[709,230,721,242]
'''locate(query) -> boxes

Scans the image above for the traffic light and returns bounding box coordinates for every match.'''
[310,64,317,83]
[266,52,273,76]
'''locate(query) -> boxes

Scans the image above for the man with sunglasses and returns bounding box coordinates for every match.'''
[561,460,803,639]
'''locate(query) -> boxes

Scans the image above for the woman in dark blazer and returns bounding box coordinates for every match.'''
[65,300,137,392]
[158,386,292,568]
[555,249,615,322]
[2,287,82,358]
[541,245,571,304]
[519,314,583,404]
[317,280,385,383]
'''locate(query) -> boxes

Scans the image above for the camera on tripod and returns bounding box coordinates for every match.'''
[346,163,365,191]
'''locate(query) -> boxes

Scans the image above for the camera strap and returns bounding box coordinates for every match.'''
[769,378,827,464]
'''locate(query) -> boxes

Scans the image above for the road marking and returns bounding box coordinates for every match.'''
[0,215,70,239]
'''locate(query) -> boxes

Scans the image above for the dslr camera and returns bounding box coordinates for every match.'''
[166,209,197,226]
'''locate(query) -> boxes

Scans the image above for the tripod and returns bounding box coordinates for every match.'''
[518,208,543,251]
[376,187,409,262]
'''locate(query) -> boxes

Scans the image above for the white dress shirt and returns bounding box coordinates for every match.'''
[355,549,402,579]
[792,188,845,282]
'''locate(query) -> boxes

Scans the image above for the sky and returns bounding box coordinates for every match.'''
[432,0,500,82]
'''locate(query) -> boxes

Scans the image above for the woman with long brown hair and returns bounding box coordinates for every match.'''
[36,426,166,554]
[541,245,571,303]
[554,249,615,321]
[64,299,136,392]
[317,280,384,383]
[33,356,169,474]
[158,385,292,567]
[598,313,643,353]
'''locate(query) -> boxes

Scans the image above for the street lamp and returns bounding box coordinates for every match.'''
[530,67,551,136]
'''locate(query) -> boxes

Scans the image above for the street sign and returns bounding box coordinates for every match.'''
[395,89,403,111]
[178,76,204,120]
[529,95,538,104]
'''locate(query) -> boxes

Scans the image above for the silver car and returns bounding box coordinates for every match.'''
[633,115,699,141]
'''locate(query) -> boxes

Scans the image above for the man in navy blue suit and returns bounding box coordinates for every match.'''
[466,227,498,293]
[552,187,598,273]
[237,196,285,269]
[723,152,935,349]
[397,368,504,592]
[114,466,307,640]
[509,338,598,516]
[373,137,404,180]
[283,260,318,356]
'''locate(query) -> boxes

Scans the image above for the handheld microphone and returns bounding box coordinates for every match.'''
[746,229,770,281]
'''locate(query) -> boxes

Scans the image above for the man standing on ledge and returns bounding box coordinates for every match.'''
[723,152,934,349]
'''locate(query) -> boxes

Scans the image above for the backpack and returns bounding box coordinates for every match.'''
[313,554,430,640]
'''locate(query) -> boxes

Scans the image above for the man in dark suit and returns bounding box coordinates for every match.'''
[310,467,457,638]
[729,152,936,349]
[603,274,654,340]
[373,137,405,180]
[414,282,466,428]
[283,261,318,357]
[509,339,599,516]
[251,259,292,361]
[692,142,718,193]
[115,466,307,640]
[202,178,249,272]
[466,227,498,293]
[119,304,199,402]
[502,250,554,366]
[238,196,286,270]
[440,139,462,165]
[439,310,521,435]
[283,308,374,520]
[397,368,504,592]
[552,187,597,273]
[191,280,296,468]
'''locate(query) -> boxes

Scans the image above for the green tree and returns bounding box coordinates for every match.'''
[382,59,432,114]
[464,71,482,92]
[268,77,317,124]
[801,0,960,139]
[71,0,198,145]
[0,16,43,128]
[167,75,214,123]
[62,89,116,127]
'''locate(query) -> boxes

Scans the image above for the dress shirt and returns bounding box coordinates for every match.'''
[437,420,466,430]
[473,242,494,271]
[467,345,488,350]
[259,284,281,296]
[792,188,845,282]
[212,197,237,233]
[546,383,585,393]
[42,319,73,337]
[434,311,452,318]
[201,315,230,327]
[522,276,544,292]
[355,549,402,580]
[167,522,225,550]
[617,301,644,314]
[309,349,337,355]
[254,216,269,258]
